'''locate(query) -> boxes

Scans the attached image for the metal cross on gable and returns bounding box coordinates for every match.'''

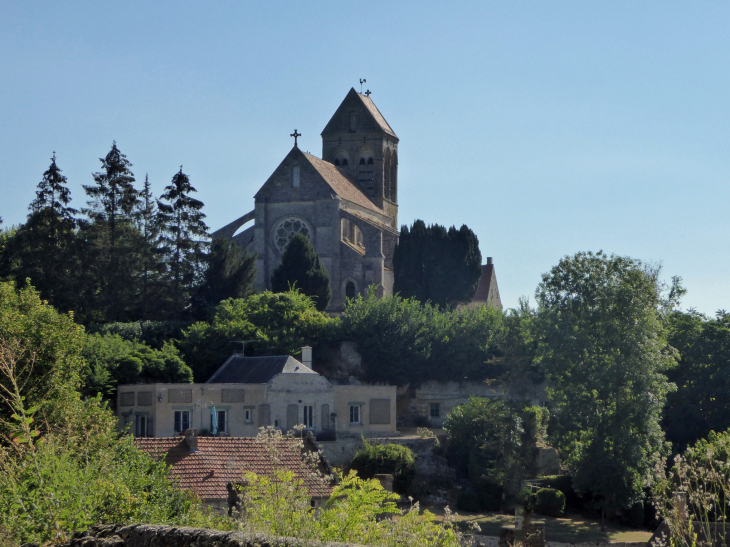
[364,90,371,97]
[290,129,301,147]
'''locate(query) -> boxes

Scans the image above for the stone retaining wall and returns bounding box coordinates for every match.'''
[58,523,366,547]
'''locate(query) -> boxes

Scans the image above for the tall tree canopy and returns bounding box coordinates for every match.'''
[393,220,482,309]
[663,309,730,451]
[271,233,332,311]
[193,237,256,319]
[535,251,677,524]
[156,167,209,319]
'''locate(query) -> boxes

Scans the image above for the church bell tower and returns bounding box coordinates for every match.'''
[321,88,399,227]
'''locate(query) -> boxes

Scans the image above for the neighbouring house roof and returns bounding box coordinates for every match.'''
[302,152,387,216]
[135,436,334,501]
[206,355,317,384]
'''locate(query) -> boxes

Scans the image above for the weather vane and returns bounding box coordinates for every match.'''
[359,78,366,93]
[290,129,301,147]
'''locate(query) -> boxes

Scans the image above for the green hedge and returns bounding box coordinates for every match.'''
[534,488,565,517]
[456,490,482,513]
[349,442,415,494]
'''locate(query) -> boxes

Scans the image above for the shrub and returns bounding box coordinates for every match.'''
[478,481,503,511]
[349,442,416,494]
[457,490,482,513]
[534,488,565,517]
[540,475,581,510]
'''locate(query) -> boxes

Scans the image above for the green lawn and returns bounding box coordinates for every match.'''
[430,509,652,543]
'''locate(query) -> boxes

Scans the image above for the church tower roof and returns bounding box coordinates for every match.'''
[321,88,398,139]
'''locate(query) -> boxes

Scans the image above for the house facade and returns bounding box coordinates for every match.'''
[118,349,396,438]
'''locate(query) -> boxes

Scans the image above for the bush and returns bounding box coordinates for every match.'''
[478,481,503,511]
[534,488,565,517]
[349,442,416,494]
[540,475,581,511]
[456,490,482,513]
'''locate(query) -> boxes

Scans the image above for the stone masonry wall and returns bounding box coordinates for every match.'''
[60,523,367,547]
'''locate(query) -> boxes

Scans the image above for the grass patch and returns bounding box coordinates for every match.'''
[431,509,652,543]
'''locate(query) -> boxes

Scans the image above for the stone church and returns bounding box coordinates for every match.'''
[213,88,401,312]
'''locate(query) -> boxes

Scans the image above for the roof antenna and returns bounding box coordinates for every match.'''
[359,78,366,93]
[231,340,258,356]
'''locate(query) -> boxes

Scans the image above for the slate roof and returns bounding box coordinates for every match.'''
[473,263,495,301]
[359,92,397,138]
[135,436,334,500]
[206,355,316,384]
[302,152,387,216]
[321,88,398,139]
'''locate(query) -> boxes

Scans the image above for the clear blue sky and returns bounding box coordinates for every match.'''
[1,2,728,315]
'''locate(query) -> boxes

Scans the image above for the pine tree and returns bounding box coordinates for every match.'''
[83,142,140,248]
[271,233,332,311]
[136,174,163,318]
[82,142,143,322]
[393,220,482,309]
[10,153,80,312]
[193,237,257,319]
[156,167,209,319]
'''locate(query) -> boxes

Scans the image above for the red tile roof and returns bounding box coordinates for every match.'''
[135,436,334,501]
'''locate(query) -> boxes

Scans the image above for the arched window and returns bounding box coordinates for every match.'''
[384,150,392,201]
[389,152,398,202]
[292,166,300,188]
[346,281,356,299]
[349,112,357,133]
[341,159,348,166]
[358,156,376,197]
[334,159,340,166]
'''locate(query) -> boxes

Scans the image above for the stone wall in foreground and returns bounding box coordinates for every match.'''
[59,523,365,547]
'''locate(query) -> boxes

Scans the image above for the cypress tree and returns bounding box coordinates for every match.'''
[156,167,209,319]
[271,233,332,311]
[393,220,482,309]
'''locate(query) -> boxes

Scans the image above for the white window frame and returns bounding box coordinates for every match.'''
[244,407,254,424]
[349,404,362,425]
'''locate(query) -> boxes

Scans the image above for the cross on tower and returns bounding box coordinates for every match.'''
[364,90,371,97]
[290,129,301,147]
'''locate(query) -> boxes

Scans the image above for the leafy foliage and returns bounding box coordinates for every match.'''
[443,397,548,504]
[80,333,192,397]
[179,290,335,382]
[271,233,332,311]
[341,288,503,386]
[349,441,416,494]
[535,251,677,518]
[89,319,191,349]
[236,428,461,547]
[534,488,566,517]
[393,220,482,309]
[663,309,730,451]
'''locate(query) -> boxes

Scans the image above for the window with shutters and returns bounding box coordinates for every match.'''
[137,391,153,406]
[321,404,330,430]
[120,392,134,406]
[258,404,271,427]
[168,389,192,404]
[303,405,314,429]
[287,404,298,431]
[135,415,149,437]
[221,389,245,403]
[211,410,227,434]
[369,399,391,425]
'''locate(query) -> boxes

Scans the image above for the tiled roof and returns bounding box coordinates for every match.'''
[206,355,315,384]
[473,264,495,301]
[303,152,387,216]
[135,436,334,501]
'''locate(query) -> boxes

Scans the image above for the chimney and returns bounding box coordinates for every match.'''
[302,346,313,369]
[184,429,199,453]
[487,257,493,265]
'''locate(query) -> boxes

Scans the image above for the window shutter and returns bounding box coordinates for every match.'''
[146,415,154,437]
[287,404,298,432]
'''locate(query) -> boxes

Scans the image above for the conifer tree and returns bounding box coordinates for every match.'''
[393,220,482,309]
[83,142,140,248]
[9,153,80,313]
[136,174,163,318]
[156,167,209,319]
[271,233,332,311]
[82,142,143,322]
[193,237,257,319]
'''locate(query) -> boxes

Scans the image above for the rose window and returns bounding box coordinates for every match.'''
[274,217,312,252]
